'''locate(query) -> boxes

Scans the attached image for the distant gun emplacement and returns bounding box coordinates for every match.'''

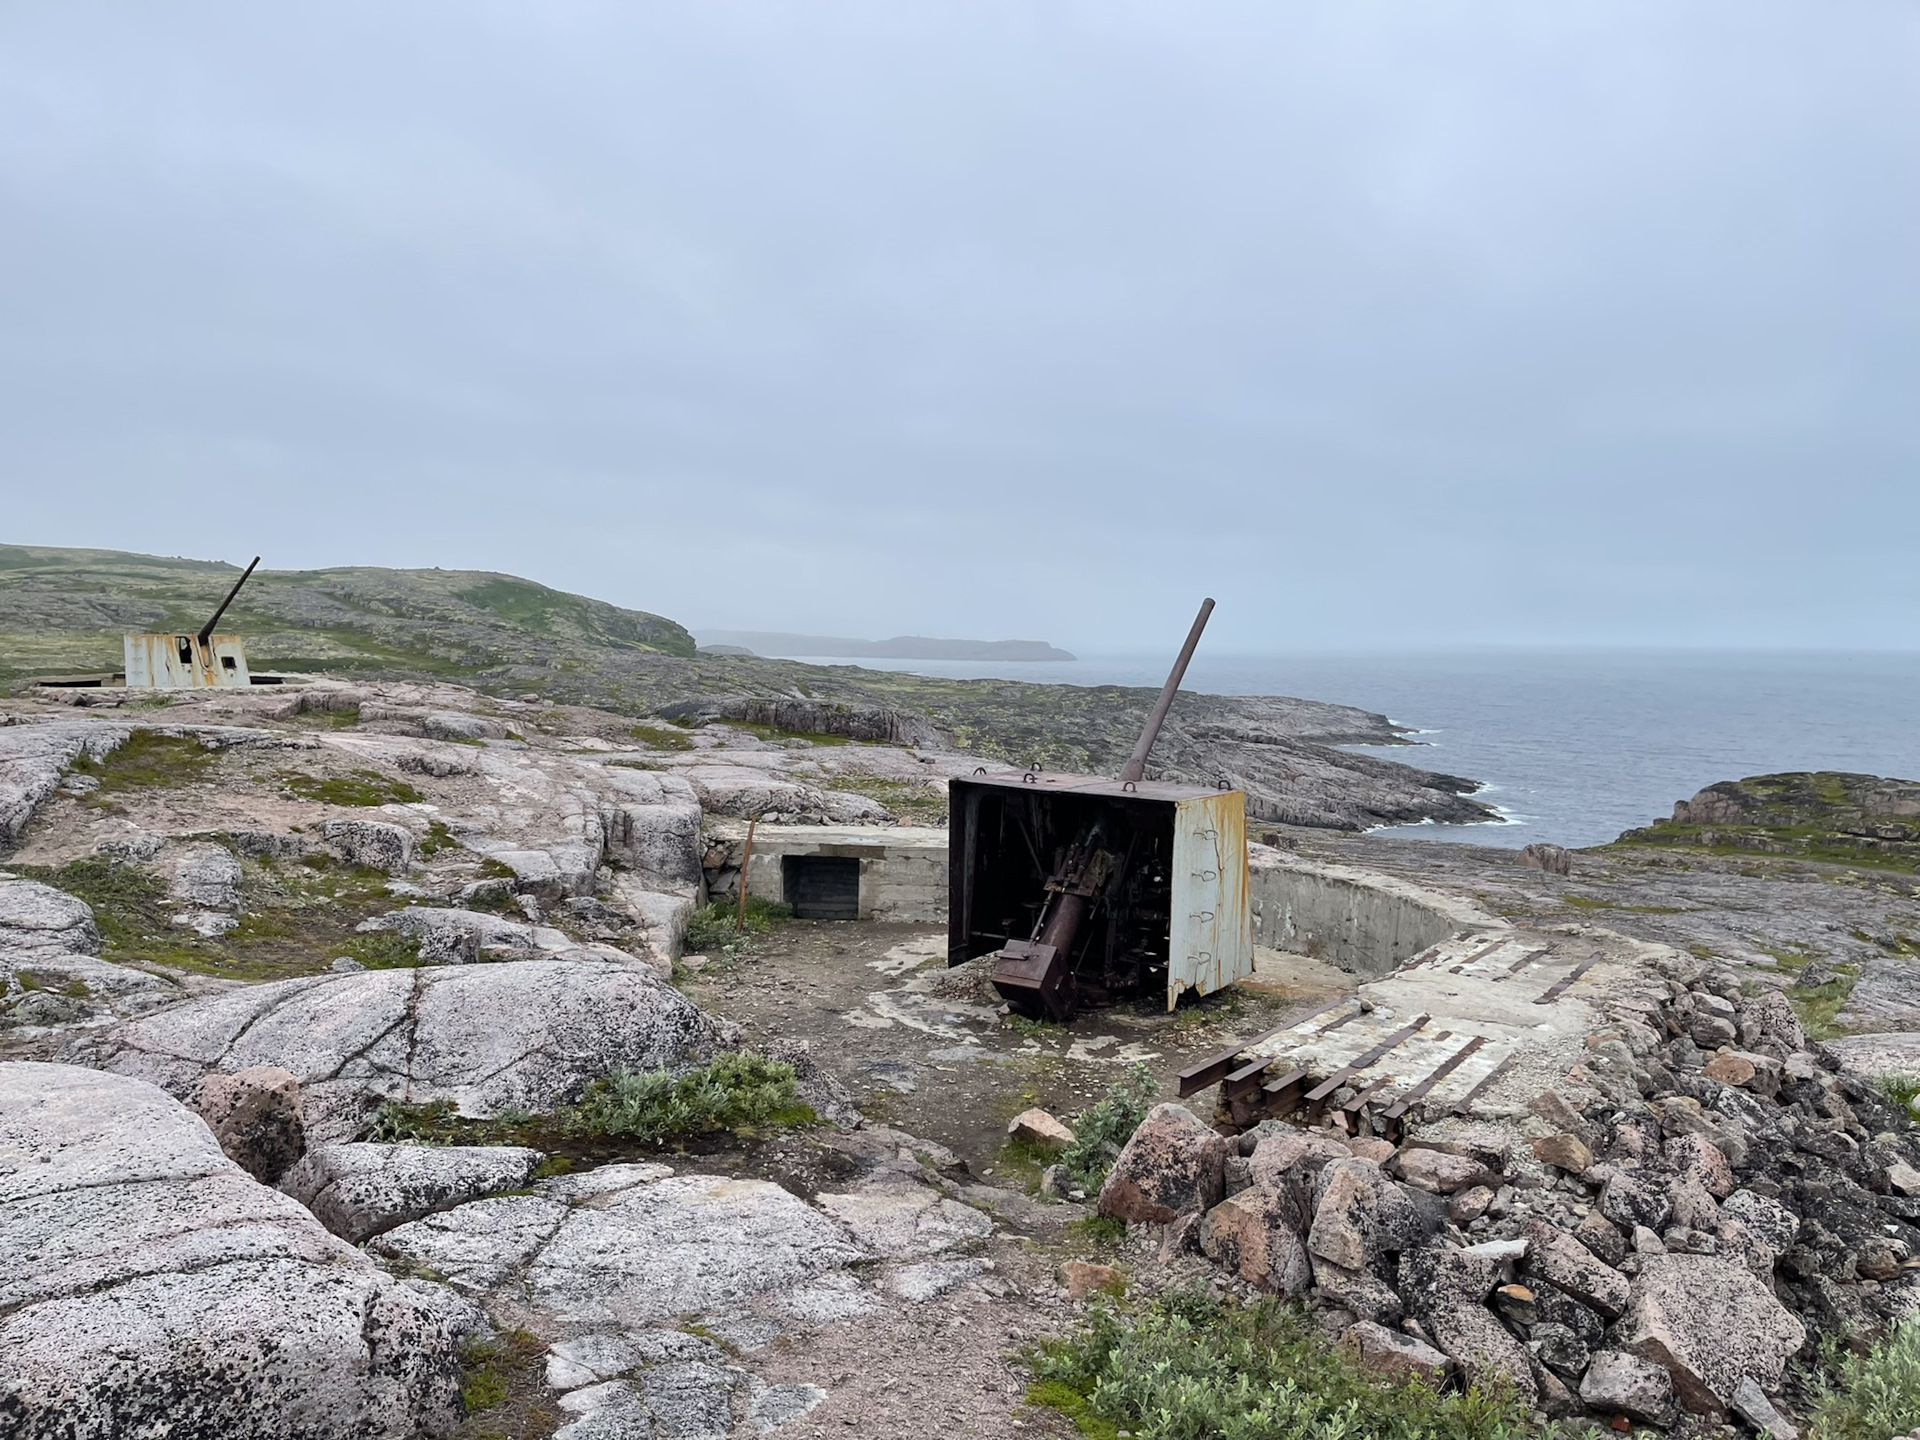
[122,556,262,689]
[946,599,1253,1021]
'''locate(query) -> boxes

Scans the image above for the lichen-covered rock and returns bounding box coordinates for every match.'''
[1581,1349,1677,1426]
[1,952,178,1027]
[99,959,733,1143]
[323,818,417,874]
[0,1061,466,1439]
[1618,1252,1806,1414]
[1521,1219,1629,1318]
[1396,1148,1487,1195]
[373,1164,867,1328]
[281,1142,544,1243]
[1097,1104,1227,1225]
[1399,1241,1538,1402]
[1308,1159,1421,1270]
[1200,1185,1312,1293]
[193,1065,306,1183]
[1246,1128,1351,1187]
[1339,1320,1449,1384]
[0,878,100,957]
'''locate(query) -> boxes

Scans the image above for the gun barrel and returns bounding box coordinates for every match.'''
[1119,597,1214,784]
[198,556,260,647]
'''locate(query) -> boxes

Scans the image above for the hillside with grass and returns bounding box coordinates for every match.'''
[0,543,1495,829]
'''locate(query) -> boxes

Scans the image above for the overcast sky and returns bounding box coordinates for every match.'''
[1,3,1914,654]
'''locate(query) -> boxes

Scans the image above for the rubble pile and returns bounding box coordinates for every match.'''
[1102,954,1920,1432]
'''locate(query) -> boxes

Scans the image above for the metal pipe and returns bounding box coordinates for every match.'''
[198,556,261,646]
[1118,597,1214,784]
[737,815,760,932]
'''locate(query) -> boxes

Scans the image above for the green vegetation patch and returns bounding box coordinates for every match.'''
[452,1328,560,1439]
[626,723,694,751]
[362,1052,812,1150]
[1810,1318,1920,1440]
[817,774,948,826]
[727,719,852,747]
[1027,1289,1530,1440]
[68,732,215,798]
[683,896,792,959]
[1058,1063,1159,1192]
[281,768,424,807]
[1612,772,1920,874]
[16,851,418,982]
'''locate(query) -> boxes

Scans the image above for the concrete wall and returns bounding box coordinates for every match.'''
[1248,849,1506,978]
[736,825,948,923]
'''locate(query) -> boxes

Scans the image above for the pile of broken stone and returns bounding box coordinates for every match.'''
[1096,955,1920,1436]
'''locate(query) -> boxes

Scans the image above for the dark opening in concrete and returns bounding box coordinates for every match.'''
[783,855,861,920]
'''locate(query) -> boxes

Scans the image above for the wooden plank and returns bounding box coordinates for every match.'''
[1534,957,1600,1005]
[1302,1015,1431,1108]
[1380,1036,1488,1121]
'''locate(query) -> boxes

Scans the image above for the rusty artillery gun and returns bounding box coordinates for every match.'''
[945,599,1253,1021]
[124,556,262,689]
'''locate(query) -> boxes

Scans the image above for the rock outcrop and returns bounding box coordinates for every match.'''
[96,960,733,1143]
[0,1061,471,1439]
[281,1141,545,1243]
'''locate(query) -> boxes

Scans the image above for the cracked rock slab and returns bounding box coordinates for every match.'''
[813,1180,993,1258]
[372,1166,866,1328]
[0,1060,467,1440]
[281,1141,545,1243]
[97,959,733,1143]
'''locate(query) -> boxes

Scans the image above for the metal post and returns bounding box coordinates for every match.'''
[736,816,760,932]
[1119,597,1214,784]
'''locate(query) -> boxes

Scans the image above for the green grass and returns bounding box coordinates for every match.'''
[1058,1063,1159,1191]
[1026,1289,1531,1440]
[683,896,792,957]
[817,773,948,825]
[68,732,214,798]
[1875,1075,1920,1118]
[1810,1320,1920,1440]
[627,723,694,750]
[14,851,418,981]
[363,1052,814,1149]
[280,768,424,807]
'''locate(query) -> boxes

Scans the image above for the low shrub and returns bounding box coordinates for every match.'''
[567,1052,808,1143]
[683,896,792,957]
[1058,1063,1159,1191]
[1811,1318,1920,1440]
[1027,1289,1531,1440]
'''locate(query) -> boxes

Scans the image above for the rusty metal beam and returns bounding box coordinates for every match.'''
[1175,999,1347,1098]
[1380,1036,1488,1123]
[1301,1015,1430,1117]
[1534,957,1600,1005]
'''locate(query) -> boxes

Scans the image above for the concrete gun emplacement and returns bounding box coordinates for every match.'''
[945,599,1253,1021]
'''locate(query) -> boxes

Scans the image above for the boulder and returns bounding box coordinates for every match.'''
[1247,1129,1351,1187]
[424,712,507,742]
[100,960,732,1143]
[281,1142,545,1243]
[1396,1148,1486,1195]
[1520,1220,1629,1318]
[1702,1051,1755,1088]
[1310,1254,1404,1324]
[374,1163,866,1328]
[1531,1132,1594,1174]
[1339,1321,1449,1384]
[1745,990,1807,1053]
[1006,1108,1075,1152]
[1399,1242,1537,1402]
[167,842,243,912]
[1599,1168,1674,1232]
[1574,1211,1629,1267]
[1665,1133,1734,1198]
[323,818,417,875]
[1580,1350,1677,1427]
[1,951,178,1027]
[1097,1104,1227,1226]
[1200,1186,1312,1294]
[1060,1260,1125,1299]
[1450,1186,1495,1225]
[1721,1189,1800,1252]
[0,1061,467,1439]
[0,878,100,956]
[193,1065,306,1183]
[1617,1252,1807,1414]
[1518,843,1572,876]
[1309,1159,1422,1270]
[814,1180,992,1258]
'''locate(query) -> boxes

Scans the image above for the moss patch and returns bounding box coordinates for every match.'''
[69,732,214,799]
[280,768,424,807]
[16,851,419,982]
[816,773,947,825]
[626,723,694,751]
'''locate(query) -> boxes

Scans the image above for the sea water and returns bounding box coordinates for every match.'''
[771,649,1919,849]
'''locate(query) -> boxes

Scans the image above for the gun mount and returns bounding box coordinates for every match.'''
[123,556,261,690]
[946,600,1253,1020]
